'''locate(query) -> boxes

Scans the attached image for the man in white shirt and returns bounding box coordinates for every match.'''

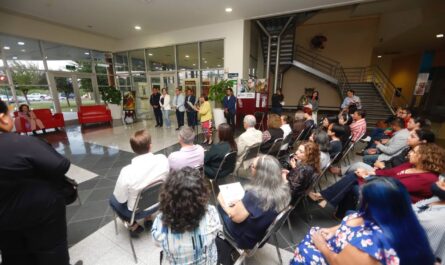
[110,129,169,236]
[280,115,292,150]
[236,115,263,169]
[172,87,186,130]
[168,126,205,171]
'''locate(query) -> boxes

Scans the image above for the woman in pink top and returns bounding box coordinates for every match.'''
[16,104,46,135]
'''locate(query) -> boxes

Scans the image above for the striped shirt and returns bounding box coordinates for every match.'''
[349,118,366,142]
[413,197,445,262]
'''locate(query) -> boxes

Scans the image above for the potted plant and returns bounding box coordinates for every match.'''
[99,86,122,120]
[208,79,235,127]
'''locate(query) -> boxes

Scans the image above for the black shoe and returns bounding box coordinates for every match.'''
[72,261,83,265]
[129,224,144,238]
[144,220,153,230]
[175,127,180,131]
[32,130,37,136]
[42,128,46,134]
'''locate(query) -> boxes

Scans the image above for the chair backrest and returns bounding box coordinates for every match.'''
[337,139,357,164]
[130,179,165,224]
[277,133,293,158]
[266,138,283,157]
[254,112,265,130]
[243,143,261,162]
[254,205,293,251]
[301,123,315,140]
[214,151,238,181]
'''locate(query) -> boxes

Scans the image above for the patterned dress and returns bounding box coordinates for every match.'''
[290,212,400,265]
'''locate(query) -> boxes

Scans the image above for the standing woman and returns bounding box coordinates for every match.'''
[16,103,46,135]
[194,95,213,144]
[271,90,284,115]
[309,91,319,123]
[0,100,80,265]
[159,88,171,128]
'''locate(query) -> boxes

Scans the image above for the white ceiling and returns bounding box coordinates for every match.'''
[0,0,370,39]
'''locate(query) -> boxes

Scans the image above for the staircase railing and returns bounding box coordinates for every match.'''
[343,66,409,111]
[294,45,350,97]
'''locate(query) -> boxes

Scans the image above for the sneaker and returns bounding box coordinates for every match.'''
[72,261,83,265]
[144,220,153,230]
[360,136,371,142]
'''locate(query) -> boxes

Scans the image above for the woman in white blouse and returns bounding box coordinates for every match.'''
[160,88,171,128]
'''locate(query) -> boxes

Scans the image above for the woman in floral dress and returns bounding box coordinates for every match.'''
[291,177,435,265]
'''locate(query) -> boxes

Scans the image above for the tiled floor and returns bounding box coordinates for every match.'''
[31,118,363,264]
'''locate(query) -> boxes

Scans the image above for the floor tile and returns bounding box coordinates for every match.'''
[70,200,110,223]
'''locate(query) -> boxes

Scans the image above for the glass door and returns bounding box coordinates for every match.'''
[149,73,177,97]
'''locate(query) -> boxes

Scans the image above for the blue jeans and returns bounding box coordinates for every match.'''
[162,109,171,127]
[363,154,379,165]
[109,195,157,222]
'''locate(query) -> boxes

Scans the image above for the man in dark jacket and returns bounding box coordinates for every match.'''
[185,88,197,128]
[150,87,163,127]
[223,88,237,129]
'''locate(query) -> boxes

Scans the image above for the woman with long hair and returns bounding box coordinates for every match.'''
[152,167,221,264]
[309,91,319,122]
[218,155,290,249]
[260,113,284,153]
[292,177,435,265]
[15,103,46,135]
[284,141,320,202]
[0,100,80,264]
[194,95,213,144]
[204,123,237,179]
[159,88,172,128]
[309,129,330,169]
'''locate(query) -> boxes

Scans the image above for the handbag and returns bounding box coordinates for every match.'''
[61,176,79,205]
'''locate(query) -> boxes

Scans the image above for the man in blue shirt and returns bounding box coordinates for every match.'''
[173,88,186,130]
[223,88,237,129]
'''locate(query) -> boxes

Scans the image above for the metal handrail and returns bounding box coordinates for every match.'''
[343,66,409,111]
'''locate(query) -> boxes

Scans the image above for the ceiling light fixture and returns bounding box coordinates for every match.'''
[3,46,10,50]
[134,25,142,30]
[84,52,90,55]
[12,56,18,60]
[192,63,196,66]
[21,49,26,52]
[17,42,25,46]
[437,33,444,38]
[148,53,153,56]
[185,55,190,58]
[377,55,382,58]
[225,7,232,13]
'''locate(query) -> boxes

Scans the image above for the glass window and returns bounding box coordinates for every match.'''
[147,46,175,71]
[178,70,200,96]
[200,40,224,69]
[129,50,146,73]
[177,43,198,70]
[93,51,113,75]
[15,85,53,110]
[43,41,92,72]
[114,52,129,73]
[0,34,44,70]
[201,70,224,96]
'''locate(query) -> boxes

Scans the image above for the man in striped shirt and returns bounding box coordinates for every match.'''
[349,109,367,142]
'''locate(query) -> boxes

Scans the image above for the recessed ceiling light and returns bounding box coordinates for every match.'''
[225,7,232,13]
[12,56,18,60]
[3,46,10,50]
[148,53,153,56]
[185,55,190,58]
[21,49,26,52]
[437,33,444,38]
[134,25,142,30]
[217,64,221,67]
[84,52,90,55]
[192,63,196,66]
[204,61,207,64]
[377,55,382,58]
[202,57,206,60]
[17,42,25,46]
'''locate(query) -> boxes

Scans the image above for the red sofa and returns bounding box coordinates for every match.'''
[14,109,65,133]
[78,105,112,126]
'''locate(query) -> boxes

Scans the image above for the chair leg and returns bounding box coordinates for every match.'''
[286,217,295,243]
[210,179,217,204]
[234,253,246,265]
[273,234,283,265]
[129,232,138,263]
[113,213,119,235]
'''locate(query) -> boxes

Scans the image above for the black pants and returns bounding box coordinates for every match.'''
[225,112,235,129]
[153,107,163,126]
[0,181,70,265]
[186,111,197,127]
[176,110,185,128]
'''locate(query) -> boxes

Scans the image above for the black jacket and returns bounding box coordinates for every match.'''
[204,142,234,179]
[150,92,161,107]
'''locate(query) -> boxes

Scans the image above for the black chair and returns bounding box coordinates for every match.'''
[254,111,265,131]
[223,205,293,265]
[277,133,293,159]
[208,151,238,200]
[112,179,165,263]
[266,138,283,157]
[236,143,261,176]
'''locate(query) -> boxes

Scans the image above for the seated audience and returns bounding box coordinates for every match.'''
[292,110,305,142]
[284,141,320,202]
[204,123,237,179]
[321,116,338,131]
[110,129,169,236]
[15,103,46,135]
[349,109,366,142]
[303,108,315,130]
[399,107,412,128]
[327,123,345,158]
[337,111,352,146]
[236,115,262,170]
[340,89,362,111]
[217,155,290,249]
[362,117,409,165]
[152,167,221,264]
[292,177,435,265]
[310,143,445,218]
[309,129,330,169]
[168,126,204,171]
[280,114,292,150]
[407,116,432,131]
[414,176,445,263]
[259,114,283,154]
[0,100,78,264]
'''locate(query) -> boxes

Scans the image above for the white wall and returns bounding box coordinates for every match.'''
[0,11,116,51]
[114,20,247,78]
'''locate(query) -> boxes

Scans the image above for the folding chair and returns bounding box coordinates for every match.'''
[208,151,238,200]
[112,179,164,263]
[277,133,293,159]
[236,143,261,176]
[266,138,283,157]
[224,205,294,265]
[254,111,265,131]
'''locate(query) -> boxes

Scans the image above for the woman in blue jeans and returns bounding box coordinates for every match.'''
[159,88,171,128]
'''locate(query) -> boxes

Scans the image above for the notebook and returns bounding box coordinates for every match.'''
[219,182,245,206]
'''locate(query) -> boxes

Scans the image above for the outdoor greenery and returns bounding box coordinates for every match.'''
[10,61,46,105]
[208,79,235,108]
[99,86,122,105]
